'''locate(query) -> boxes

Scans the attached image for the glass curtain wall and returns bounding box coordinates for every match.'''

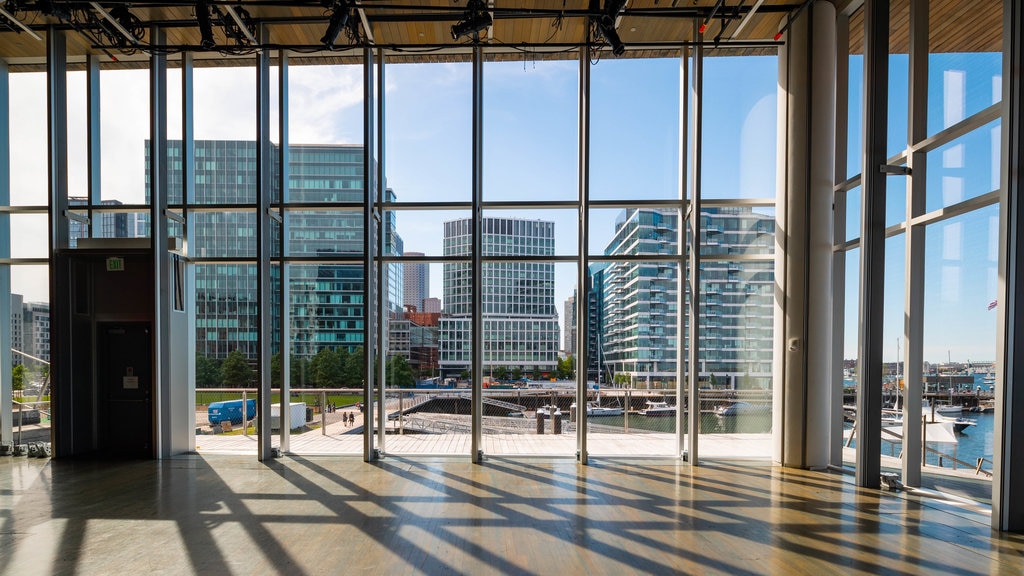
[7,70,51,444]
[191,67,261,452]
[382,61,472,456]
[697,53,777,459]
[834,0,1002,504]
[2,40,788,463]
[480,55,578,456]
[280,63,366,456]
[588,57,681,457]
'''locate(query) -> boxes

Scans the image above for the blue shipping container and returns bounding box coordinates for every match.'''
[208,399,256,424]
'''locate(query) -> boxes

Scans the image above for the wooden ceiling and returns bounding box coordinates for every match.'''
[0,1,1005,70]
[0,0,797,68]
[845,0,1003,55]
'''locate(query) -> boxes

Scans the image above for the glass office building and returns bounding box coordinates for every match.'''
[148,141,402,359]
[439,217,559,376]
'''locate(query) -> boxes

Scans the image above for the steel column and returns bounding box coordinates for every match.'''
[87,55,100,238]
[676,45,689,460]
[255,28,273,461]
[686,22,702,465]
[855,0,889,489]
[149,26,171,458]
[377,49,386,454]
[994,0,1024,532]
[471,43,484,463]
[375,48,387,455]
[182,52,197,453]
[363,45,379,461]
[577,44,590,464]
[278,49,292,450]
[0,59,10,446]
[830,12,850,469]
[47,27,71,454]
[901,0,928,487]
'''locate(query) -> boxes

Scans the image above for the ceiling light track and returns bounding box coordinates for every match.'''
[0,2,42,40]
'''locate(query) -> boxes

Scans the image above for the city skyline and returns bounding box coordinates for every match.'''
[4,52,1001,364]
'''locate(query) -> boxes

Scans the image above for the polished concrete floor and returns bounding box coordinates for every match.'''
[2,454,1022,575]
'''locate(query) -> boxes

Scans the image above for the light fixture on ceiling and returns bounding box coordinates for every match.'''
[0,2,42,40]
[451,0,492,41]
[90,2,141,46]
[595,0,626,56]
[320,0,352,49]
[196,0,215,49]
[222,4,257,46]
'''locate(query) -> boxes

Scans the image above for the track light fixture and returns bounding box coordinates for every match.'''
[597,22,624,56]
[196,0,215,49]
[0,1,42,40]
[90,2,142,47]
[222,4,257,45]
[451,0,492,41]
[320,0,352,49]
[594,0,626,56]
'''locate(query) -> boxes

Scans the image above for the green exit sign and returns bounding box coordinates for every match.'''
[106,257,125,272]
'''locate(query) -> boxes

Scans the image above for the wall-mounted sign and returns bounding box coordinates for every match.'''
[106,257,125,272]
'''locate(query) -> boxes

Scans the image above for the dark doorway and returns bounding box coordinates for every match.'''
[97,322,153,457]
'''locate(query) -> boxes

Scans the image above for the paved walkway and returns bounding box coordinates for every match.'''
[196,413,773,458]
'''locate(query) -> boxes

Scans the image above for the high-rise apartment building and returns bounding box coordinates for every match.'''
[563,294,576,355]
[595,207,774,388]
[149,141,402,360]
[10,294,22,367]
[22,301,50,364]
[439,217,559,376]
[402,251,429,312]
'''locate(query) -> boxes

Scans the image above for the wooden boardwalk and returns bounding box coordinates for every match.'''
[197,412,773,458]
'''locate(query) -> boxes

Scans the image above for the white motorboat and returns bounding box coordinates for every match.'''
[639,401,676,417]
[923,400,962,417]
[714,402,767,416]
[570,401,624,417]
[536,405,563,418]
[882,409,976,433]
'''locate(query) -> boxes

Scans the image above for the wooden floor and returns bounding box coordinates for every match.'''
[2,455,1022,575]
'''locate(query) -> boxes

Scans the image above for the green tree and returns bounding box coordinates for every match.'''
[12,364,24,391]
[386,355,415,388]
[512,367,523,381]
[343,346,365,386]
[271,353,282,388]
[196,354,221,387]
[221,350,254,387]
[557,355,574,379]
[310,347,342,387]
[493,366,509,381]
[290,354,310,388]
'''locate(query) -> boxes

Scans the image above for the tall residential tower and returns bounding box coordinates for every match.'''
[439,217,559,376]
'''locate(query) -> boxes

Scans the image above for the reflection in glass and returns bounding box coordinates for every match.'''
[701,56,778,200]
[921,206,997,501]
[483,59,578,202]
[590,59,679,201]
[925,120,1000,213]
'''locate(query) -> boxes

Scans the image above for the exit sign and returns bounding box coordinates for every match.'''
[106,257,125,272]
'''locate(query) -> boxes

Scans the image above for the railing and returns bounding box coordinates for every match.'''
[7,398,51,446]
